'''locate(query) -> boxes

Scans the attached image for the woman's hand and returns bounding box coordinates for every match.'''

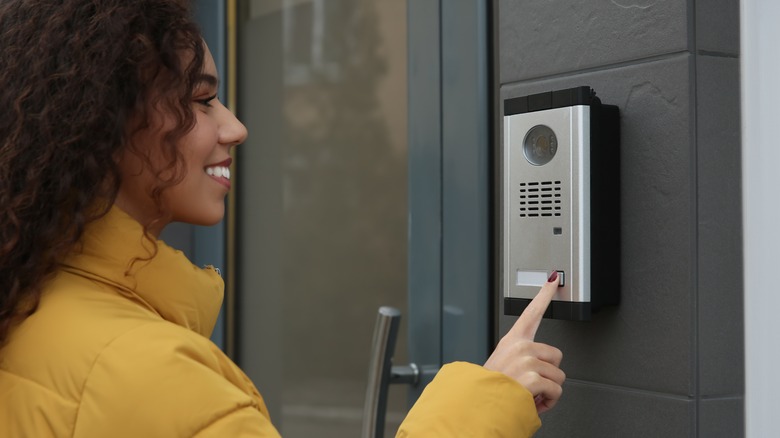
[484,272,565,414]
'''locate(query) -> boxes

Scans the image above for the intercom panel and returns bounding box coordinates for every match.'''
[501,86,620,320]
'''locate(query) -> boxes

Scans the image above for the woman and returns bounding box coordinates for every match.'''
[0,0,565,436]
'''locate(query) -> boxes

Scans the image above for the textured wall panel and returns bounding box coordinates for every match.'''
[695,0,740,55]
[534,380,693,438]
[499,54,695,395]
[696,55,743,397]
[498,0,688,83]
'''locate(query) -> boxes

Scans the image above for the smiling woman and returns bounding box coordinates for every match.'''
[0,1,269,435]
[0,1,563,437]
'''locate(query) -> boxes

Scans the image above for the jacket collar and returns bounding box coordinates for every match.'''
[60,206,224,338]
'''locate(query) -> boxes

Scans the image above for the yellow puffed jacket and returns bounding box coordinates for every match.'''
[0,206,540,437]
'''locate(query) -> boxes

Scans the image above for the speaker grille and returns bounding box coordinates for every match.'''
[519,181,562,218]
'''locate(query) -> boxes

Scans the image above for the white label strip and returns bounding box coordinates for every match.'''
[516,270,549,287]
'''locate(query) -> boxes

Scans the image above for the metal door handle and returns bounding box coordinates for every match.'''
[362,306,420,438]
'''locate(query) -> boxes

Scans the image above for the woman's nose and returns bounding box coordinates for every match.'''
[219,103,248,147]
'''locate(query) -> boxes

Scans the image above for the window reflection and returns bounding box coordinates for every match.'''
[239,0,408,436]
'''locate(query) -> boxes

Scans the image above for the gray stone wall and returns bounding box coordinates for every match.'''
[496,1,743,436]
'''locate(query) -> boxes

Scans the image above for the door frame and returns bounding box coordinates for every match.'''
[407,0,494,402]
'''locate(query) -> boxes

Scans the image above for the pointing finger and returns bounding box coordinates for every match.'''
[511,270,559,340]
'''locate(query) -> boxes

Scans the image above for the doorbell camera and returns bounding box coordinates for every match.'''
[501,86,620,321]
[523,124,558,166]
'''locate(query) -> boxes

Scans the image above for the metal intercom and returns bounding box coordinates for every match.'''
[501,86,620,321]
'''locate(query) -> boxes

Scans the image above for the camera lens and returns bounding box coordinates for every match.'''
[522,125,558,166]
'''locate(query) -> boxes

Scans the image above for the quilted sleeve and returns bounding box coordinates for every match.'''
[396,362,541,437]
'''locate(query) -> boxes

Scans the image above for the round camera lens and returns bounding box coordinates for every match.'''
[522,125,557,166]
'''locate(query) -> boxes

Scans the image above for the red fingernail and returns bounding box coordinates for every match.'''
[548,270,558,283]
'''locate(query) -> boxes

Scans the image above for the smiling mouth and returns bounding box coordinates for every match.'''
[205,166,231,180]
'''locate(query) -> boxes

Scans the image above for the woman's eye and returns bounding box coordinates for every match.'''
[196,94,218,108]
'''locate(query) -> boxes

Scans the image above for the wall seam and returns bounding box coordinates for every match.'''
[696,50,739,59]
[501,50,690,87]
[690,0,701,436]
[566,379,695,401]
[699,394,743,401]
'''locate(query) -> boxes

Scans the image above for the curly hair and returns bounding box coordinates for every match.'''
[0,0,205,346]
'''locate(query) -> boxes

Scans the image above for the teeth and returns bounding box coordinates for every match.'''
[206,166,231,180]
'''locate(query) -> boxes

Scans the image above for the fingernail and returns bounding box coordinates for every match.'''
[547,270,558,283]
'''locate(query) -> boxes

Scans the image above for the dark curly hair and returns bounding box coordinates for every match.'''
[0,0,205,346]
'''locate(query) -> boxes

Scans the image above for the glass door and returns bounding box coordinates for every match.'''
[234,1,409,436]
[232,1,491,436]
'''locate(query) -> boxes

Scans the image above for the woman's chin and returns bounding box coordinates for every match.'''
[175,207,226,227]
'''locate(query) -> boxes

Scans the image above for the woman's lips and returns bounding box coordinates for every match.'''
[205,158,232,189]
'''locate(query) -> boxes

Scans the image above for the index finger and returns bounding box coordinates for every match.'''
[511,272,559,340]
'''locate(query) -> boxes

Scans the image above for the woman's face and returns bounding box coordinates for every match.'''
[115,43,247,235]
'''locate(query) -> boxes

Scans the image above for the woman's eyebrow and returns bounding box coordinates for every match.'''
[196,73,219,88]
